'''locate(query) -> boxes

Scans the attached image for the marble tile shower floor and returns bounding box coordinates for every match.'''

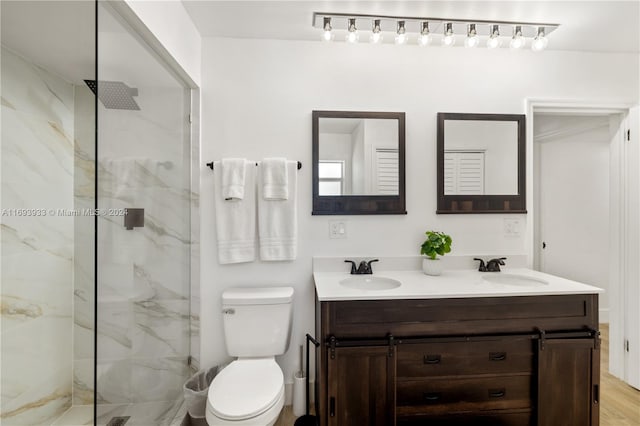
[51,399,186,426]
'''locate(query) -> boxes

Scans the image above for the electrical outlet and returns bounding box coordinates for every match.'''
[504,218,521,237]
[329,221,347,239]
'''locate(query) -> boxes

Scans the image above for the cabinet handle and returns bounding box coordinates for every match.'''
[423,392,441,402]
[594,384,599,404]
[330,397,335,417]
[423,354,441,364]
[489,352,507,361]
[488,388,506,398]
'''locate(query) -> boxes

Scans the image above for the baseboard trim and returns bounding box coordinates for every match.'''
[600,308,609,324]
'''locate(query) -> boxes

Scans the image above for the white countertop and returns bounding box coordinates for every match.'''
[313,268,604,301]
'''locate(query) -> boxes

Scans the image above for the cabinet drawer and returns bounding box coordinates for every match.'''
[397,339,534,378]
[324,294,597,338]
[397,409,533,426]
[397,375,532,414]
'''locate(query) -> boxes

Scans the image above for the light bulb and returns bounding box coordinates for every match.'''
[345,18,359,44]
[369,19,383,44]
[395,21,408,45]
[465,24,479,48]
[418,22,432,46]
[510,26,525,49]
[487,24,502,49]
[532,27,549,52]
[442,22,455,47]
[321,17,334,42]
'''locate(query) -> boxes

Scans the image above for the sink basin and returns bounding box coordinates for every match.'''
[340,276,402,290]
[482,273,549,287]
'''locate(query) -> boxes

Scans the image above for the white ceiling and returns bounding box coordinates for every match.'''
[1,1,179,87]
[182,0,640,53]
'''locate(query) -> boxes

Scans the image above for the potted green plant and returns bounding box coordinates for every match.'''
[420,231,452,276]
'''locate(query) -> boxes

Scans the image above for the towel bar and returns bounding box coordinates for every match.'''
[206,161,302,170]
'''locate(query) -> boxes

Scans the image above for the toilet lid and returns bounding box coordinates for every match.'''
[208,359,284,421]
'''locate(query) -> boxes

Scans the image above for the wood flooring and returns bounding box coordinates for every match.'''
[599,324,640,425]
[275,324,639,426]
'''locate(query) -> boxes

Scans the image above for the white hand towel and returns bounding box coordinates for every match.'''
[258,161,297,261]
[222,158,247,200]
[261,157,289,200]
[214,161,257,264]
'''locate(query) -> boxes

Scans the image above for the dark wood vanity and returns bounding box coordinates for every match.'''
[315,294,600,426]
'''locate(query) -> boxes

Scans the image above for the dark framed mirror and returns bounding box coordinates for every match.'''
[312,110,406,215]
[437,112,526,214]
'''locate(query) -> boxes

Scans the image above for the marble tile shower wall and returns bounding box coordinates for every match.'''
[94,88,192,406]
[73,85,96,406]
[1,48,75,424]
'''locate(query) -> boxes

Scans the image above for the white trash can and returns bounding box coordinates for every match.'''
[183,367,217,425]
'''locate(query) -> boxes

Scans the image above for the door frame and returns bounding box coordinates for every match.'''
[525,98,631,379]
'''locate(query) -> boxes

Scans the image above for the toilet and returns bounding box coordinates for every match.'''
[206,287,294,426]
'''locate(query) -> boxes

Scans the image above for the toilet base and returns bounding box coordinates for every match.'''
[205,386,284,426]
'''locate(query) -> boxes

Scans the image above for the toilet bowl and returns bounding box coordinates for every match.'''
[205,287,294,426]
[206,359,285,425]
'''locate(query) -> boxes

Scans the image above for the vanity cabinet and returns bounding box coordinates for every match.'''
[537,338,600,426]
[316,294,599,426]
[326,345,396,426]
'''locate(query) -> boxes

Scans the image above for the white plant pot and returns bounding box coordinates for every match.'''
[422,258,443,276]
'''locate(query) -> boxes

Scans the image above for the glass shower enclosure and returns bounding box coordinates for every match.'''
[1,2,197,425]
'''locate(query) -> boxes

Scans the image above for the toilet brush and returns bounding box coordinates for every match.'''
[292,345,305,416]
[294,334,320,426]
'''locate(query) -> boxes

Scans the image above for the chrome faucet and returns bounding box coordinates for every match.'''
[474,257,507,272]
[345,259,379,275]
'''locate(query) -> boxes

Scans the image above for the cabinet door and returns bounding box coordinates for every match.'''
[537,338,600,426]
[327,345,396,426]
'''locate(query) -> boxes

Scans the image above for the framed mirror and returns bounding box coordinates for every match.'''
[312,111,406,215]
[437,113,526,214]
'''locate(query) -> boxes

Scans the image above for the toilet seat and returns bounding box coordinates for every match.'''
[208,358,284,421]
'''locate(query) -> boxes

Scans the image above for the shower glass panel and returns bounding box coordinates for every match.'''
[95,3,192,425]
[1,1,96,424]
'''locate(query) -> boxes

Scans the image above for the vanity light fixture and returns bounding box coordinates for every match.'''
[465,23,480,48]
[531,26,549,51]
[395,20,408,45]
[321,17,334,42]
[486,24,502,49]
[346,18,359,43]
[370,19,383,44]
[442,22,455,47]
[418,22,432,46]
[312,13,559,50]
[510,25,525,49]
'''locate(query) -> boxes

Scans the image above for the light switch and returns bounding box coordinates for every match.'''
[504,218,521,237]
[329,220,347,239]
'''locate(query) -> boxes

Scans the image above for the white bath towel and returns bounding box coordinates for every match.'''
[222,158,247,200]
[258,161,297,261]
[214,161,257,264]
[261,157,289,200]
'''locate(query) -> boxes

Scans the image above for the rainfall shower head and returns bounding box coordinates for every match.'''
[84,80,140,110]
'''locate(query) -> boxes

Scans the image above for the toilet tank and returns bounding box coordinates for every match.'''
[222,287,294,357]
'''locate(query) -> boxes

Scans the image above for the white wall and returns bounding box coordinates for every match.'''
[534,114,612,319]
[121,0,201,86]
[200,37,639,382]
